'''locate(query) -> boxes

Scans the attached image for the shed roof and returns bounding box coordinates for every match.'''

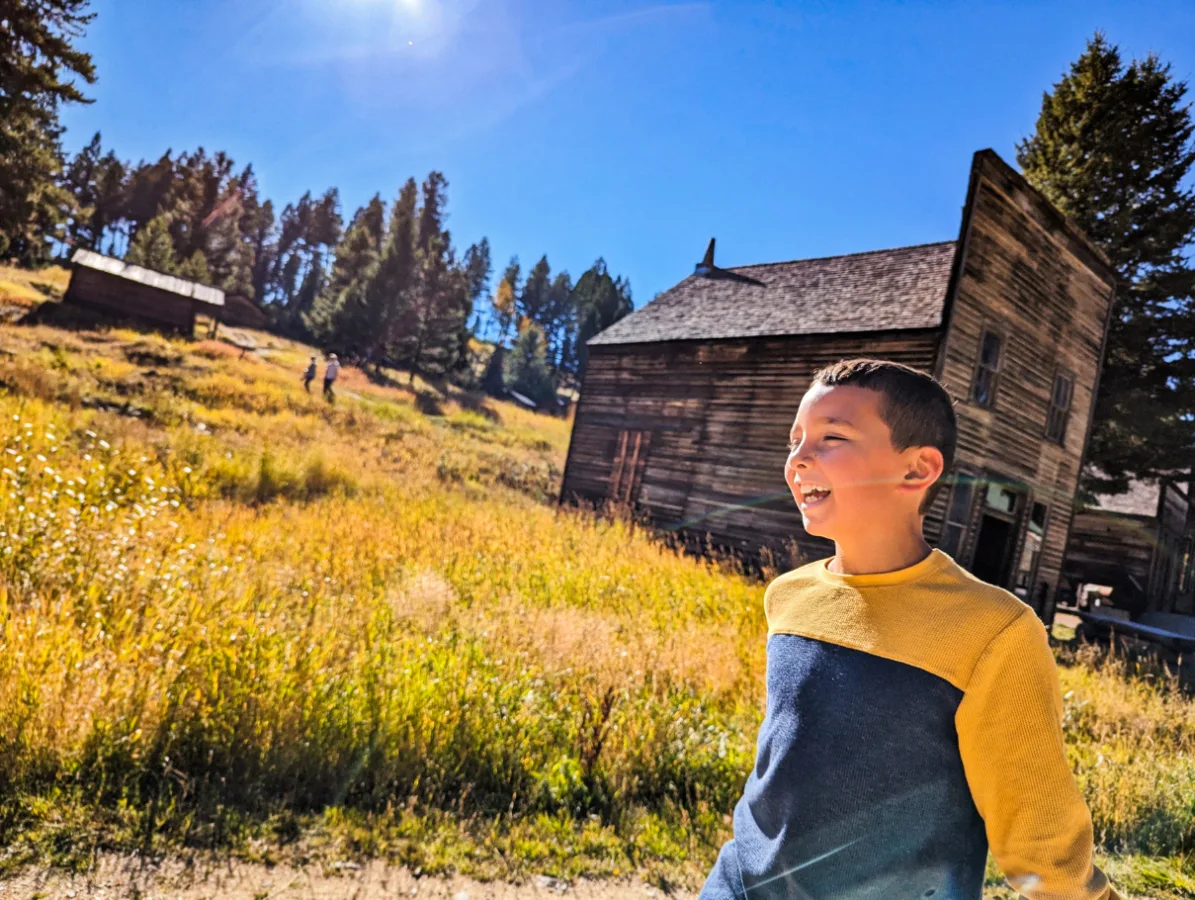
[1088,478,1189,518]
[589,240,957,347]
[1089,480,1162,518]
[71,249,225,307]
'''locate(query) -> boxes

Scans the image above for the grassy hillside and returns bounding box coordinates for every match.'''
[0,264,70,317]
[0,279,1190,897]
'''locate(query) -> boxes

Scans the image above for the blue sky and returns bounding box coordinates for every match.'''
[62,0,1195,306]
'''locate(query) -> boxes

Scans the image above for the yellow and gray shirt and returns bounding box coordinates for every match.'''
[700,549,1121,900]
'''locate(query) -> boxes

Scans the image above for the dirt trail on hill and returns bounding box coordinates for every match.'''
[0,854,694,900]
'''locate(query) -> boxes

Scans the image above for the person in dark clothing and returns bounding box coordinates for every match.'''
[303,357,317,393]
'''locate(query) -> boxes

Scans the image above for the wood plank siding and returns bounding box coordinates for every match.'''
[221,293,270,330]
[562,150,1115,622]
[563,331,940,567]
[66,266,199,332]
[1062,512,1158,611]
[64,251,225,334]
[935,151,1116,617]
[1063,481,1195,615]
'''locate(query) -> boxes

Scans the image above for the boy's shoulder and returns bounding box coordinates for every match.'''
[764,550,1041,693]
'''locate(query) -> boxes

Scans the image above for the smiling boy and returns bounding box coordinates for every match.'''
[700,359,1121,900]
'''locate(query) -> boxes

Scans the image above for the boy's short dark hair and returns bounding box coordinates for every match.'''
[811,358,957,510]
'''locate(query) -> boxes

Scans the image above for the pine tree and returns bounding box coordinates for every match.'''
[305,194,386,345]
[272,192,313,308]
[178,250,212,285]
[568,258,633,378]
[61,131,103,249]
[0,0,96,263]
[93,150,128,255]
[362,179,419,367]
[544,270,574,373]
[463,238,492,310]
[505,322,556,409]
[291,256,325,331]
[452,238,492,378]
[217,164,260,299]
[408,236,469,379]
[493,257,520,346]
[1018,34,1195,495]
[245,198,276,303]
[398,172,468,380]
[518,255,552,325]
[515,255,577,377]
[266,188,341,334]
[125,213,178,273]
[169,148,236,266]
[123,152,176,242]
[481,343,507,396]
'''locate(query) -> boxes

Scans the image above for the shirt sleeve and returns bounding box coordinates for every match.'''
[955,608,1124,900]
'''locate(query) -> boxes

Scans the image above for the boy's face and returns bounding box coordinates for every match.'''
[784,383,927,541]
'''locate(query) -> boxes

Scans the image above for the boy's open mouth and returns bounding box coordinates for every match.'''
[798,483,831,509]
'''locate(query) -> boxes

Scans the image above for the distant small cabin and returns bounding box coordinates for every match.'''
[1063,478,1195,617]
[221,293,269,330]
[561,149,1117,623]
[65,250,225,333]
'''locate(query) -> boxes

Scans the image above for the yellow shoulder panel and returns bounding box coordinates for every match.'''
[764,550,1028,691]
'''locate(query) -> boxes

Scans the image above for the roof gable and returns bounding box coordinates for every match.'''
[589,240,956,347]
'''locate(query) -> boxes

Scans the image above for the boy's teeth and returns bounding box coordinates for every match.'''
[798,484,830,508]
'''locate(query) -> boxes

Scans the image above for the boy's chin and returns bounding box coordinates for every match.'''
[799,511,837,539]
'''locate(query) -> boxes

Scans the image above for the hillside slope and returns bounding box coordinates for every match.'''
[0,282,1188,897]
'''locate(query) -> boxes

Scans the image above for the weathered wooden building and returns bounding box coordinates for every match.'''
[1062,479,1195,616]
[65,250,225,333]
[561,149,1117,622]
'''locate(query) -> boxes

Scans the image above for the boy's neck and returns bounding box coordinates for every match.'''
[829,526,932,577]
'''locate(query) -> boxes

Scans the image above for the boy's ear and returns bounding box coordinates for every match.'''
[900,446,945,494]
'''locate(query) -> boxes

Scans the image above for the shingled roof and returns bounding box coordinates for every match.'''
[589,240,957,346]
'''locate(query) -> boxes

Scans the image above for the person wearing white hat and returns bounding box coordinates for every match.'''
[323,353,341,403]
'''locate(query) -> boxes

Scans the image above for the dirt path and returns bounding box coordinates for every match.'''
[0,854,693,900]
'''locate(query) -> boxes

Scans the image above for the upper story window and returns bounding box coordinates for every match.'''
[1045,371,1074,444]
[972,330,1002,408]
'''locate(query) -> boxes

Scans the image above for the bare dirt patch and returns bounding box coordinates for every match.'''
[0,854,691,900]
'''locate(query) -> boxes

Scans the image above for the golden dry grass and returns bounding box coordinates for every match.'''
[0,263,70,309]
[0,303,1188,897]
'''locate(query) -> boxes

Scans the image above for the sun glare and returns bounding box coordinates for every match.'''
[344,0,420,10]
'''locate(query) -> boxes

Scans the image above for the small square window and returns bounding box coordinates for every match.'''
[1045,371,1073,444]
[973,331,1001,408]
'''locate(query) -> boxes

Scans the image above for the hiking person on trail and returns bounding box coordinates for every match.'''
[323,353,340,403]
[302,357,317,393]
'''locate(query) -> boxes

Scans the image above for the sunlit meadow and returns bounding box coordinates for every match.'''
[0,296,1191,897]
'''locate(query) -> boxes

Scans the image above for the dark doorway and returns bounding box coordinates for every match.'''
[971,514,1016,586]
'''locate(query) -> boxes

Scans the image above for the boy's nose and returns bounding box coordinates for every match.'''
[787,452,811,472]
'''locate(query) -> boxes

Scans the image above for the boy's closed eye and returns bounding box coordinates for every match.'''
[787,435,847,451]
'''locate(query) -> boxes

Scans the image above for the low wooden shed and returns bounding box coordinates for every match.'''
[1062,478,1194,616]
[65,249,225,333]
[561,149,1117,622]
[220,293,269,330]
